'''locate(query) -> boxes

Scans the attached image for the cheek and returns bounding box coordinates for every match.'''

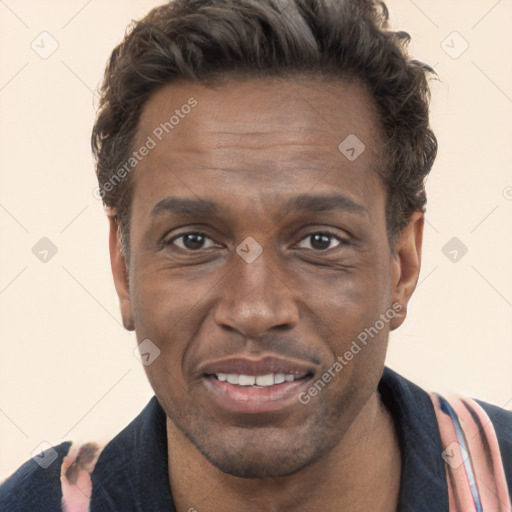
[301,255,391,335]
[131,264,213,328]
[129,270,207,372]
[307,278,391,424]
[129,264,229,389]
[302,252,392,384]
[130,275,202,407]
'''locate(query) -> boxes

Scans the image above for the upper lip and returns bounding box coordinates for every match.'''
[198,356,316,379]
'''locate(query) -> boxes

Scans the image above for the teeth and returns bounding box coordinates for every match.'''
[226,374,239,385]
[216,373,299,387]
[274,373,286,384]
[239,375,256,386]
[255,374,274,386]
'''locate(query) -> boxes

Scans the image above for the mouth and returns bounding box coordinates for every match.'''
[212,372,304,387]
[199,356,315,414]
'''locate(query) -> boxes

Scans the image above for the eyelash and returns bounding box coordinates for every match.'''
[164,230,349,251]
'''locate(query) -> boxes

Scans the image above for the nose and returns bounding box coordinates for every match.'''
[214,251,300,338]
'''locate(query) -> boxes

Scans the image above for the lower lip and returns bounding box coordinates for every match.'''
[203,376,311,414]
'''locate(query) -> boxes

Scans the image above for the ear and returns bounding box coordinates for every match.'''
[108,216,135,331]
[389,212,424,330]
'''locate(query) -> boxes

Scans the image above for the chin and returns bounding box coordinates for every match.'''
[201,446,318,479]
[188,425,334,479]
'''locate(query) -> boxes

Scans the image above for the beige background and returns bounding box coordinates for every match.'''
[1,0,511,480]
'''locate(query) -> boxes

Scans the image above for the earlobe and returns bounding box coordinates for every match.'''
[389,212,424,331]
[108,216,135,331]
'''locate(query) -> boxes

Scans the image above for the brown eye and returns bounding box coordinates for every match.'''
[297,232,342,251]
[169,233,217,250]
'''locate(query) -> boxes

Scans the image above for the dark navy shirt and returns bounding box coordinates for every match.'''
[1,368,511,511]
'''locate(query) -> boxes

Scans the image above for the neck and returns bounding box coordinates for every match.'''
[167,391,401,512]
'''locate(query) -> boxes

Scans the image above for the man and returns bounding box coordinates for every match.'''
[1,0,511,511]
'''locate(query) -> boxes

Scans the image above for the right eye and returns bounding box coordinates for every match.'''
[165,232,220,251]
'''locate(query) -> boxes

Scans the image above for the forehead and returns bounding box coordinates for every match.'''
[137,77,381,148]
[132,77,385,215]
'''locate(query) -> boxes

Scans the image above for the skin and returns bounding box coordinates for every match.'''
[109,77,423,512]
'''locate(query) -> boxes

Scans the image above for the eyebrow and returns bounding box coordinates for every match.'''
[151,197,224,217]
[286,193,368,217]
[150,193,368,218]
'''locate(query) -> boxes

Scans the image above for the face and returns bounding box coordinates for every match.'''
[110,77,422,478]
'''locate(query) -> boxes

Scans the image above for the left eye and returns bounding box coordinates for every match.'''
[296,233,343,251]
[169,233,218,251]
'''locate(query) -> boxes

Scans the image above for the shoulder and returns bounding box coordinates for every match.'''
[479,400,512,445]
[0,441,71,512]
[0,397,166,512]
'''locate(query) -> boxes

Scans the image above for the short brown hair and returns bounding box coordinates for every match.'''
[92,0,437,259]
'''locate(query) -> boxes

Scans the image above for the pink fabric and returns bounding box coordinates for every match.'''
[60,442,103,512]
[431,394,511,512]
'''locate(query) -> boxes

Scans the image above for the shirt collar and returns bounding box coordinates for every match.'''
[379,367,448,511]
